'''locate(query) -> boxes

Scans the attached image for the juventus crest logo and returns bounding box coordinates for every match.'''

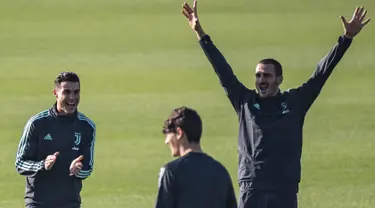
[74,132,81,146]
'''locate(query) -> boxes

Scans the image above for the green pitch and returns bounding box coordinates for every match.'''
[0,0,374,207]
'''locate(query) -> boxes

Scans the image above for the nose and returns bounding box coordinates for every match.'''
[259,75,266,82]
[68,92,77,100]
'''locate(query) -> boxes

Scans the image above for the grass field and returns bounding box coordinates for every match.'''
[0,0,374,207]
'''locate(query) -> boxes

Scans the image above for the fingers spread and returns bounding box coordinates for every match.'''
[360,9,367,21]
[183,2,194,13]
[358,7,364,18]
[193,0,198,13]
[353,6,359,17]
[340,16,347,25]
[354,6,360,17]
[363,18,371,26]
[182,9,190,19]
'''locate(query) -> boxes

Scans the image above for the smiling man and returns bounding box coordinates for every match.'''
[155,106,237,208]
[15,72,96,208]
[182,1,370,208]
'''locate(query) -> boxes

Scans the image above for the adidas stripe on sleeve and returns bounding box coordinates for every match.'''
[15,111,49,177]
[75,113,96,179]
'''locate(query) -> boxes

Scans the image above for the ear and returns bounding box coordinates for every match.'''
[176,127,184,140]
[276,76,283,85]
[53,88,58,98]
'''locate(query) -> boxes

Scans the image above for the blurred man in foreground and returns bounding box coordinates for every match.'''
[155,106,237,208]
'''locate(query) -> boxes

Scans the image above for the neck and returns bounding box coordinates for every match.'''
[271,89,280,96]
[56,105,64,115]
[55,102,75,116]
[259,89,281,100]
[180,143,203,157]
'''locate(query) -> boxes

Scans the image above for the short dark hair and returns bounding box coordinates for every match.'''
[54,72,80,87]
[259,58,283,77]
[162,107,203,144]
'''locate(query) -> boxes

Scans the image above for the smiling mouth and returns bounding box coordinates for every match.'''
[66,102,77,107]
[259,84,269,93]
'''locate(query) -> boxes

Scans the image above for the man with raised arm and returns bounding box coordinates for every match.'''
[181,1,370,207]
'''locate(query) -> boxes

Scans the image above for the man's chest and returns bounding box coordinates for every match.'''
[241,99,304,151]
[37,121,86,156]
[243,100,299,128]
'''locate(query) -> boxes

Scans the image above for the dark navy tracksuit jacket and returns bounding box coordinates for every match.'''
[155,152,237,208]
[15,104,96,208]
[199,34,352,206]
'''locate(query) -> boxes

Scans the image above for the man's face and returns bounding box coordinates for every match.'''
[255,63,282,98]
[53,81,80,115]
[164,129,184,157]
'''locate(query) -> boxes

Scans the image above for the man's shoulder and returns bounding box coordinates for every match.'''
[165,153,228,174]
[160,154,193,177]
[26,109,52,125]
[162,157,182,173]
[239,89,258,105]
[206,154,232,175]
[283,88,299,95]
[77,111,96,130]
[157,160,177,188]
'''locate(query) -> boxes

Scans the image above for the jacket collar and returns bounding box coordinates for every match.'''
[255,91,283,103]
[50,102,78,121]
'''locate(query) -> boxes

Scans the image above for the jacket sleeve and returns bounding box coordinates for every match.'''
[199,35,251,112]
[15,118,45,177]
[76,122,96,180]
[154,166,175,208]
[290,35,352,114]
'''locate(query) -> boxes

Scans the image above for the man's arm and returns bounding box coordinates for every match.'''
[155,166,175,208]
[75,122,96,180]
[182,0,249,111]
[199,35,249,110]
[292,7,370,114]
[15,118,45,177]
[291,35,352,113]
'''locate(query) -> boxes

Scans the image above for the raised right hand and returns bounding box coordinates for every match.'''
[340,6,371,38]
[181,0,203,33]
[44,152,59,171]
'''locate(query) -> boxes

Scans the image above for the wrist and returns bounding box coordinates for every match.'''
[343,32,354,39]
[195,27,206,40]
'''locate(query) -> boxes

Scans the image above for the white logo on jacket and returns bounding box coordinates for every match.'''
[72,132,81,151]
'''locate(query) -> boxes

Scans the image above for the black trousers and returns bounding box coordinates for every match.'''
[238,182,298,208]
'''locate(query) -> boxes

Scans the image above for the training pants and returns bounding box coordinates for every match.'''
[238,182,298,208]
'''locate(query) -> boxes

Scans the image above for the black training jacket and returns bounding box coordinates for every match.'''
[199,34,352,192]
[15,103,96,208]
[155,152,237,208]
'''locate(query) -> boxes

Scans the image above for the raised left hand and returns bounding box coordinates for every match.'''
[69,155,84,176]
[340,6,371,38]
